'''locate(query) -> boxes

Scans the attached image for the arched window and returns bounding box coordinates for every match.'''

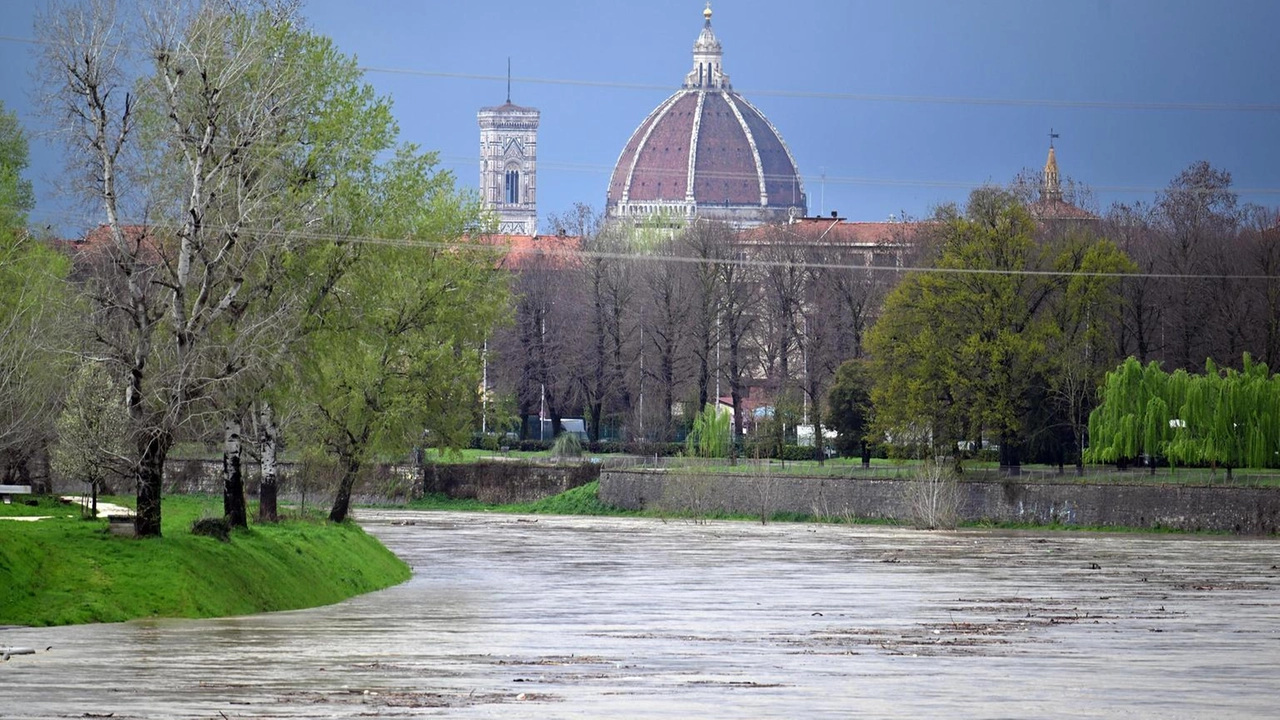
[505,170,520,204]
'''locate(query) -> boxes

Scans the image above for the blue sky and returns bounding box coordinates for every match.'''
[3,0,1279,234]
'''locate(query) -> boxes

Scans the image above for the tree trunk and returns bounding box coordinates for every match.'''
[223,419,247,528]
[861,439,871,468]
[257,402,279,523]
[135,430,169,537]
[589,402,602,443]
[998,433,1021,476]
[328,454,360,523]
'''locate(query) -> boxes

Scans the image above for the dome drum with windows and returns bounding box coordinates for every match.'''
[606,4,807,227]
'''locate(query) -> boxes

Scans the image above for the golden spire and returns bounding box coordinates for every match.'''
[704,2,713,22]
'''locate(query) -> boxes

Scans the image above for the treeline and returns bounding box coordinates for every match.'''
[486,168,1278,471]
[488,207,904,456]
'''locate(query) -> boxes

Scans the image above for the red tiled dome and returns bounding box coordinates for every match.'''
[606,7,806,226]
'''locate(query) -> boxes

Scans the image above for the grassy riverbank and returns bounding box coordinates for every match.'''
[0,495,410,627]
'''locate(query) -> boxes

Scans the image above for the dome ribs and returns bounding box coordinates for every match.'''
[735,95,806,210]
[608,92,680,205]
[693,92,761,206]
[624,93,697,203]
[722,92,769,206]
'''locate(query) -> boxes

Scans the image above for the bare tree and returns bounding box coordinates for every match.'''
[38,0,370,534]
[1151,161,1237,371]
[678,220,727,413]
[1241,207,1280,369]
[639,235,691,441]
[756,225,806,406]
[715,224,759,456]
[1104,202,1163,363]
[548,205,638,442]
[495,244,576,441]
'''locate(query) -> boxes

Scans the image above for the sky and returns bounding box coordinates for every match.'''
[3,0,1279,235]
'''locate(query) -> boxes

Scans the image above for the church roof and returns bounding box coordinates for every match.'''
[606,4,806,226]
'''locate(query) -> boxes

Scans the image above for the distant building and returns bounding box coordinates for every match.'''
[1028,138,1098,223]
[606,4,807,228]
[478,89,540,235]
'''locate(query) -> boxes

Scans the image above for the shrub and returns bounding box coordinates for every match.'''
[191,516,231,542]
[625,441,683,457]
[550,433,584,459]
[906,460,960,530]
[685,404,731,458]
[588,440,626,455]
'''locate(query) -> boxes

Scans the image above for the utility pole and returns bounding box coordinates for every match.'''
[481,338,488,435]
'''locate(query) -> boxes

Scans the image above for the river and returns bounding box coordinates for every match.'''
[3,511,1278,718]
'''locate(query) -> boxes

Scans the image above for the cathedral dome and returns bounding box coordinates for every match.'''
[606,5,807,226]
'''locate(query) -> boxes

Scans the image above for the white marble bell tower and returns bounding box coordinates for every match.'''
[478,73,539,235]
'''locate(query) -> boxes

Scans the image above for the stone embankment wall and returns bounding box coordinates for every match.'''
[116,459,599,506]
[422,461,598,505]
[599,470,1280,534]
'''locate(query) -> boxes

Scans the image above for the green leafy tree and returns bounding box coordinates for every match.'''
[0,100,71,486]
[291,148,509,523]
[1090,354,1280,478]
[868,189,1130,470]
[685,403,731,459]
[51,361,129,516]
[0,100,34,230]
[38,0,398,534]
[826,359,874,463]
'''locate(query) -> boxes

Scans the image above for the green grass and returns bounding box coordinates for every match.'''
[0,495,410,627]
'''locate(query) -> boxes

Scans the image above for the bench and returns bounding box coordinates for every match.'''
[0,485,33,504]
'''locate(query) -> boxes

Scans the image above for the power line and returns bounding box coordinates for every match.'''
[3,32,1279,114]
[431,154,1280,197]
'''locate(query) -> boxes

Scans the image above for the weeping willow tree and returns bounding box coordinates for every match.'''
[1166,357,1276,480]
[1086,357,1168,472]
[685,404,731,459]
[1090,354,1280,477]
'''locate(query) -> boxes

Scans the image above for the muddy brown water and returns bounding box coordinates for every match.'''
[3,511,1279,718]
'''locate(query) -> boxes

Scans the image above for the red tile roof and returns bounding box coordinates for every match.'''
[479,232,582,270]
[55,224,166,266]
[739,217,922,247]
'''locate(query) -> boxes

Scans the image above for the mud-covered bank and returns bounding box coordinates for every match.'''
[600,470,1280,533]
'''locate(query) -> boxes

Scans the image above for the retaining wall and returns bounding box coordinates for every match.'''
[59,458,598,506]
[598,470,1280,534]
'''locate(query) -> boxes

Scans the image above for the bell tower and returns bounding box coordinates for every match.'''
[478,70,539,235]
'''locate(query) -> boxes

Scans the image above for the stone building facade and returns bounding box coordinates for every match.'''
[478,96,540,235]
